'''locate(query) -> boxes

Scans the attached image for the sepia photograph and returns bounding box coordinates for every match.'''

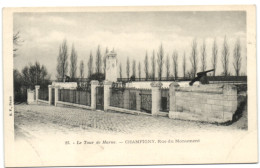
[3,5,257,167]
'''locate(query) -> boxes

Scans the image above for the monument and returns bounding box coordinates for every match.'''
[105,50,117,82]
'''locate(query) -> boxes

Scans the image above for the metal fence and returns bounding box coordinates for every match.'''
[129,89,137,110]
[56,78,90,83]
[110,88,137,110]
[117,77,190,82]
[208,76,247,84]
[110,87,152,113]
[161,88,169,112]
[139,89,152,113]
[59,89,91,106]
[117,76,247,83]
[110,88,124,108]
[38,88,49,101]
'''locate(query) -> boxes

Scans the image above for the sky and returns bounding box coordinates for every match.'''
[13,11,247,79]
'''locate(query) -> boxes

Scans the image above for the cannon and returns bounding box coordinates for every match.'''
[65,75,70,82]
[189,69,215,86]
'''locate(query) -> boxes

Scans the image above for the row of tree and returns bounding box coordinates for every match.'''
[56,36,243,81]
[119,36,243,81]
[56,40,109,80]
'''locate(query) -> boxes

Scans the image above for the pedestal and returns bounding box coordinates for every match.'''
[150,82,163,115]
[91,80,99,110]
[104,80,112,111]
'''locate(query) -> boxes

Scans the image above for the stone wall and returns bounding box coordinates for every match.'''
[34,81,239,124]
[51,82,77,89]
[126,81,199,89]
[169,83,238,123]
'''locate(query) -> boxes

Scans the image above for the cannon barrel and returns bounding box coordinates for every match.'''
[196,69,215,76]
[189,69,215,86]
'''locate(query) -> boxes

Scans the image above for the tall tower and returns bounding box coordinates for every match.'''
[105,50,117,82]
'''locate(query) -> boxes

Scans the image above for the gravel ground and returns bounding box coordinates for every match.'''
[14,103,246,140]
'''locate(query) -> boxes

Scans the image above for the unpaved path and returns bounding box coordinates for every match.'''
[14,103,246,140]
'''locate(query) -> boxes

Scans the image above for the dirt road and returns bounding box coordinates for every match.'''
[14,103,246,140]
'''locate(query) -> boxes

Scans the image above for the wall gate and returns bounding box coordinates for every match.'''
[96,86,104,110]
[51,88,55,105]
[140,89,152,113]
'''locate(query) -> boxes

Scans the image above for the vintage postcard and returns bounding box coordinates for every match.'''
[3,5,257,167]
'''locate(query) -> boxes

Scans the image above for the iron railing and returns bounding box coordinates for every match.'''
[110,88,125,109]
[208,76,247,84]
[117,77,190,82]
[110,87,152,113]
[117,76,247,83]
[110,88,136,110]
[38,88,49,101]
[161,88,169,112]
[139,89,152,113]
[59,89,91,106]
[54,76,247,84]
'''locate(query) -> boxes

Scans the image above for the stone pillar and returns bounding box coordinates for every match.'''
[54,86,59,106]
[104,80,113,112]
[169,82,180,112]
[27,89,35,104]
[35,85,40,103]
[48,85,52,105]
[223,84,237,121]
[150,82,163,115]
[91,80,99,110]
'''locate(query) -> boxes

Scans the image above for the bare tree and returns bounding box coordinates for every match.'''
[211,38,218,76]
[126,57,130,80]
[119,62,122,80]
[165,54,170,80]
[70,44,78,79]
[138,61,141,80]
[95,45,102,74]
[233,38,242,76]
[79,60,84,79]
[56,39,68,80]
[144,51,149,80]
[183,52,186,78]
[151,50,156,80]
[103,47,108,74]
[132,60,136,77]
[157,44,164,81]
[88,51,93,77]
[190,39,198,78]
[172,51,178,80]
[13,31,23,57]
[201,40,207,71]
[221,36,230,76]
[13,32,21,45]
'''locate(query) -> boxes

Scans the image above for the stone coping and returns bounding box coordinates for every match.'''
[51,82,77,89]
[107,106,151,116]
[157,111,169,117]
[175,85,224,94]
[38,99,49,104]
[56,101,92,110]
[169,111,229,123]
